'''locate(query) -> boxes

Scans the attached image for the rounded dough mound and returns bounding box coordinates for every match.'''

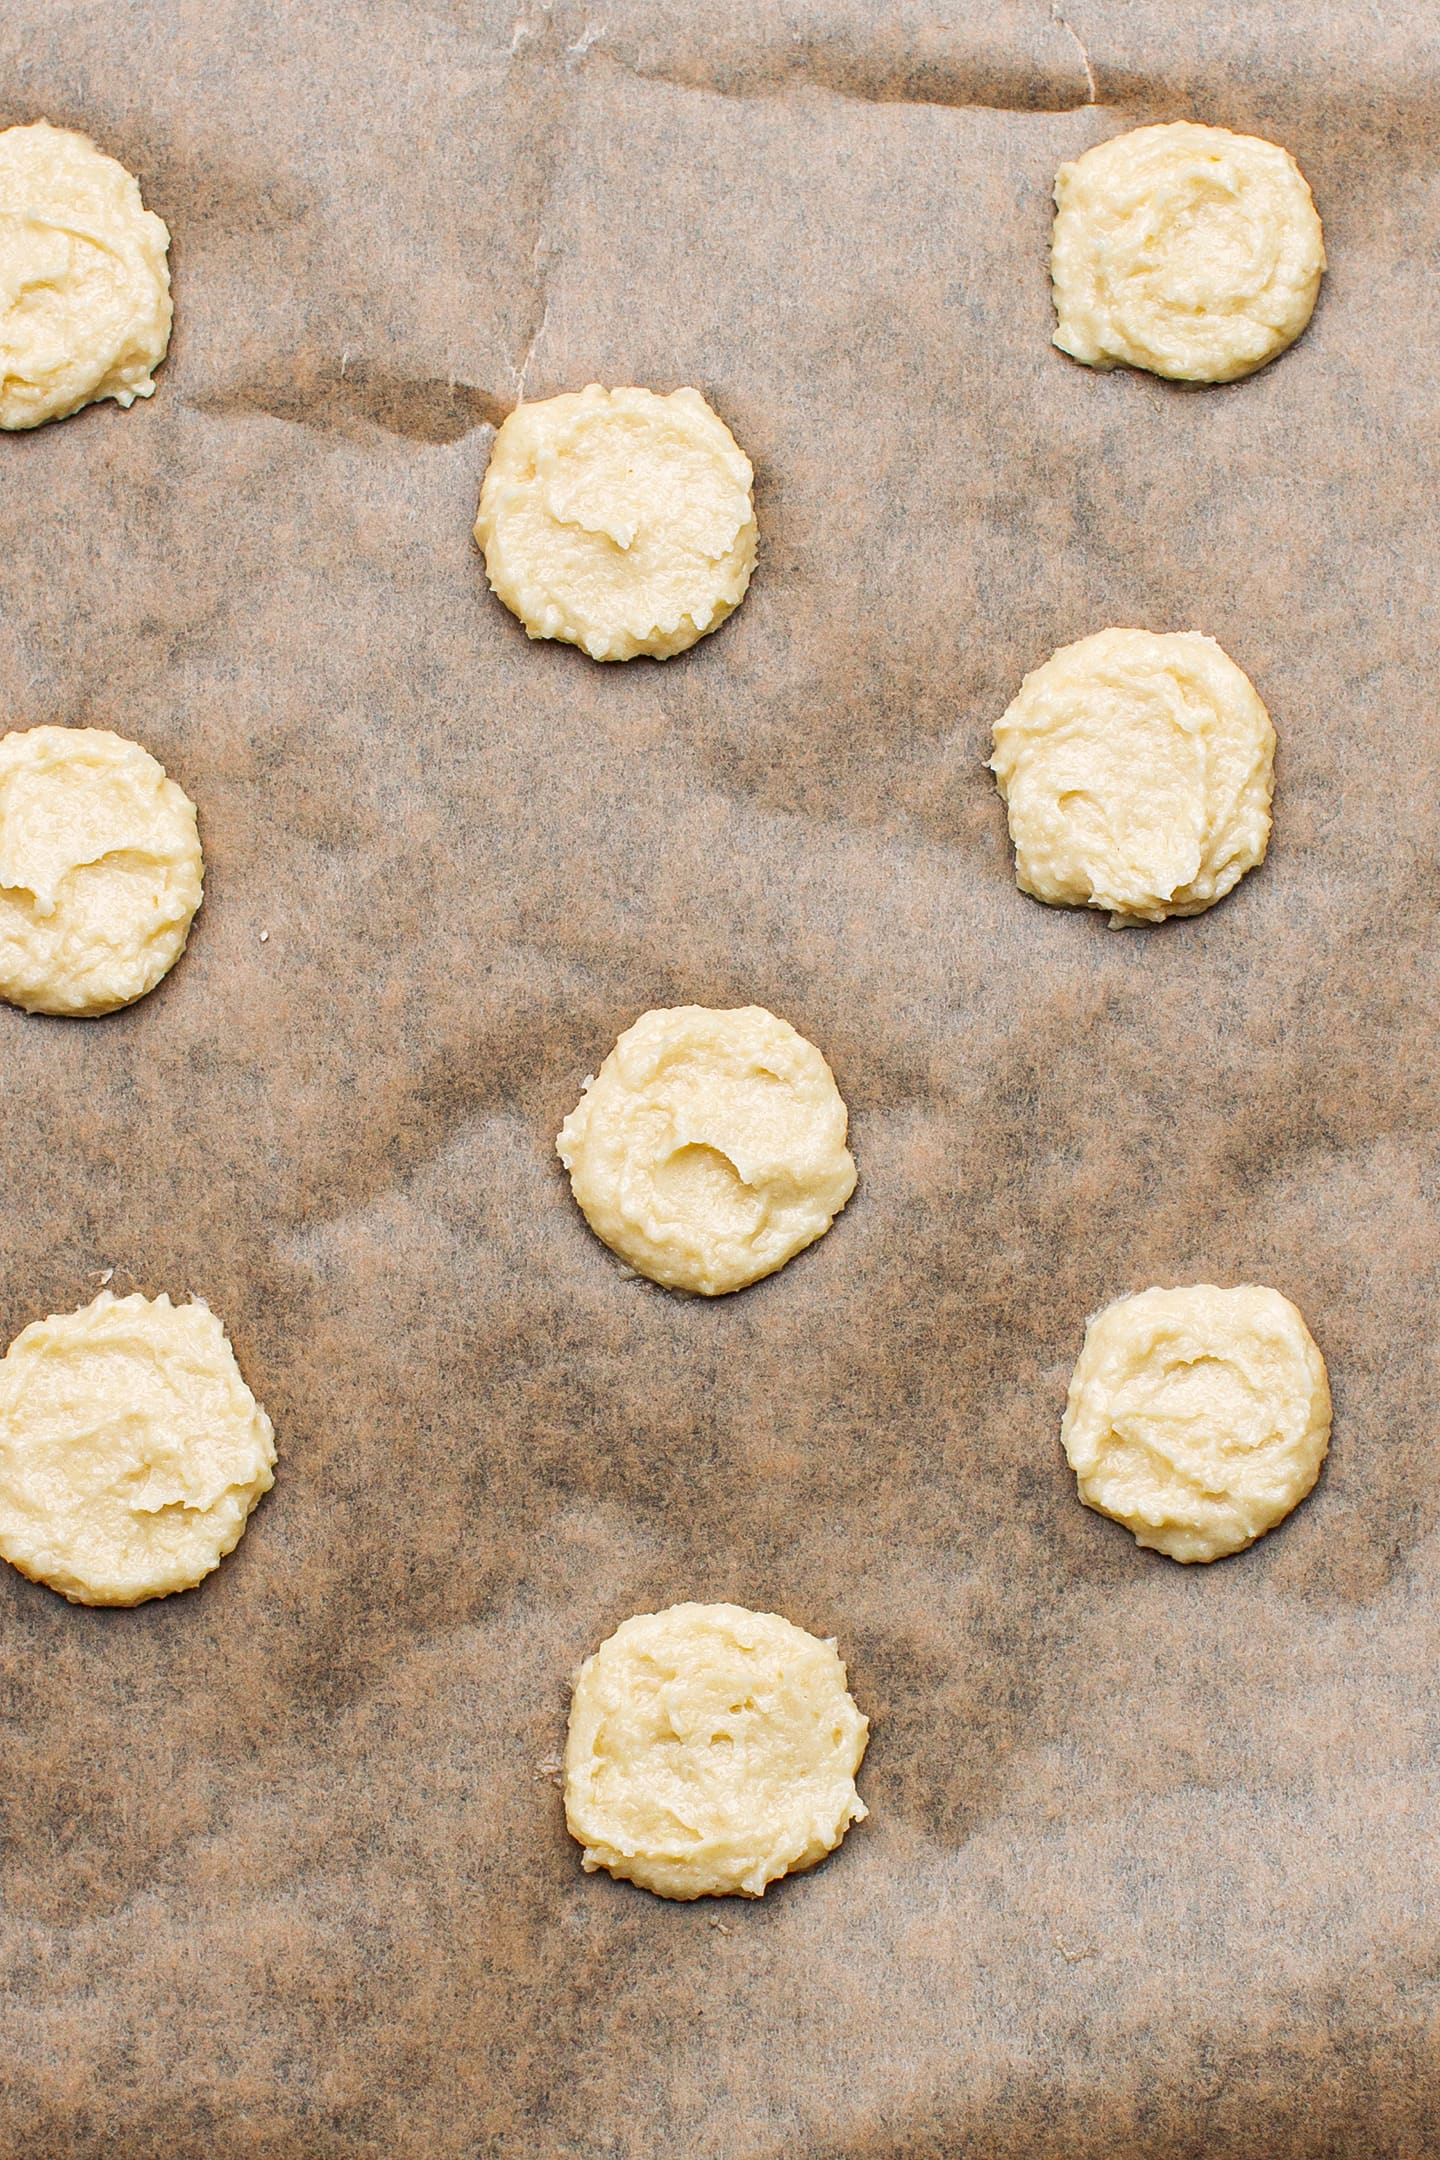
[1051,121,1324,384]
[0,1291,276,1606]
[565,1602,869,1899]
[989,628,1274,926]
[0,119,172,430]
[0,725,203,1016]
[1061,1285,1331,1564]
[557,1005,857,1296]
[474,384,757,662]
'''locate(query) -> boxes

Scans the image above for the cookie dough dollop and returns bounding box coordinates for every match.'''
[0,119,172,430]
[0,1290,276,1606]
[565,1602,869,1899]
[557,1004,857,1295]
[989,628,1274,926]
[475,384,757,661]
[1051,121,1325,384]
[0,725,203,1016]
[1060,1284,1331,1563]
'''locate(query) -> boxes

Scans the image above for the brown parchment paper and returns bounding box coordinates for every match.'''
[3,2,1440,2154]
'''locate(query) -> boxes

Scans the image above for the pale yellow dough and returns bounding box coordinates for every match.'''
[474,384,757,661]
[989,628,1274,926]
[1051,121,1324,384]
[0,725,203,1016]
[564,1602,869,1900]
[0,1291,276,1606]
[557,1005,857,1296]
[1061,1285,1331,1564]
[0,119,172,430]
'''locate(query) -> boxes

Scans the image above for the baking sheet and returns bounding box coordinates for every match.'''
[3,2,1440,2154]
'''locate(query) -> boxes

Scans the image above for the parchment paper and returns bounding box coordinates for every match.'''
[2,3,1440,2154]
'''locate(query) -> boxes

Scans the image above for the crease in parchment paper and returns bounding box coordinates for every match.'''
[1051,2,1098,106]
[584,47,1097,114]
[191,363,510,445]
[506,0,573,401]
[565,0,1102,115]
[509,0,552,60]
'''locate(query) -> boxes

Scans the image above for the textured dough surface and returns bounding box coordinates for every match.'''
[0,725,203,1015]
[565,1602,869,1899]
[0,119,172,429]
[0,1291,276,1606]
[989,628,1274,926]
[475,384,757,661]
[557,1005,857,1295]
[1051,121,1324,384]
[1061,1285,1331,1563]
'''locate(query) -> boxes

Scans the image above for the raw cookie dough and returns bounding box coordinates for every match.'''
[1051,121,1325,384]
[0,725,203,1015]
[556,1005,857,1296]
[1060,1284,1331,1563]
[474,384,757,661]
[0,119,172,430]
[0,1290,276,1606]
[564,1602,869,1899]
[989,628,1274,926]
